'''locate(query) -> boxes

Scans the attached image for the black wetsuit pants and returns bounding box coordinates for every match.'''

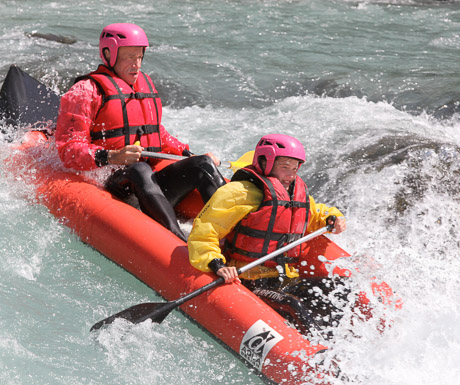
[105,155,226,242]
[242,276,350,338]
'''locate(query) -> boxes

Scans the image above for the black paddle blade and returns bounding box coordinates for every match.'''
[90,301,176,332]
[0,65,60,128]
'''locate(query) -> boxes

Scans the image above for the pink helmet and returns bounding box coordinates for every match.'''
[99,23,149,67]
[253,134,306,175]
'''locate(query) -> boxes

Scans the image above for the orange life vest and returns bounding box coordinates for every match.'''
[76,65,162,152]
[225,166,310,267]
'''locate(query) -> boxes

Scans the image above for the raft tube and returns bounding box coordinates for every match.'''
[2,65,401,385]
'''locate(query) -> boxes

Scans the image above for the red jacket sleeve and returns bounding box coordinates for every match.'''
[55,79,104,170]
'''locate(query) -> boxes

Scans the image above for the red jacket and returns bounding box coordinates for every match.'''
[225,166,310,267]
[56,65,189,170]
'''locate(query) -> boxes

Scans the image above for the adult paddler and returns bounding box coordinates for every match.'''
[55,23,226,241]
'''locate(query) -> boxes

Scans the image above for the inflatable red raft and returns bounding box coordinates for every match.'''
[2,65,401,385]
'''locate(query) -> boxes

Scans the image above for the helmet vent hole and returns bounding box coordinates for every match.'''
[116,34,127,40]
[260,139,285,150]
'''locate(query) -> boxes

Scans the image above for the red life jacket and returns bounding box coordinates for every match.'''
[225,166,310,268]
[76,65,162,152]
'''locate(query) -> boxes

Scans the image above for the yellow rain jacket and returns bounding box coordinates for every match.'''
[188,179,344,280]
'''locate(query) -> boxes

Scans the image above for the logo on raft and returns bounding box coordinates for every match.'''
[239,319,284,370]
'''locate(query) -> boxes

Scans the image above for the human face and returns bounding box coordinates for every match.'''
[112,46,144,85]
[269,156,300,190]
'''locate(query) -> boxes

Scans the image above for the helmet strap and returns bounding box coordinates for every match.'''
[259,157,267,175]
[102,48,113,68]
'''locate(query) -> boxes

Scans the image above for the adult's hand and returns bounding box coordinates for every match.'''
[217,266,241,284]
[108,144,143,165]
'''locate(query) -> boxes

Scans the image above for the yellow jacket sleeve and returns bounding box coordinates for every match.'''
[188,181,263,272]
[307,195,344,233]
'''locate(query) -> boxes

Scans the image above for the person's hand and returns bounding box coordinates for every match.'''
[217,266,240,284]
[331,216,346,234]
[204,152,221,167]
[108,144,143,165]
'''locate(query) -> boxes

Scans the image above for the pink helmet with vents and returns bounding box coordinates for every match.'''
[99,23,149,67]
[253,134,306,175]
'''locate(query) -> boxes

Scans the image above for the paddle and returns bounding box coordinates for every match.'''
[90,224,333,331]
[141,150,255,173]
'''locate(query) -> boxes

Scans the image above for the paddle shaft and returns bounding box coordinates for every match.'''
[170,225,331,306]
[238,225,330,274]
[141,151,232,169]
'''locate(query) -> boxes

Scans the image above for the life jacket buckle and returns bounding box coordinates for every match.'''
[129,92,143,99]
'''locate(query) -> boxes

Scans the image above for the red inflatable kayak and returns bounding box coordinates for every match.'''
[2,65,401,385]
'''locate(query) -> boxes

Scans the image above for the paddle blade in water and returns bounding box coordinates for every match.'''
[90,302,175,331]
